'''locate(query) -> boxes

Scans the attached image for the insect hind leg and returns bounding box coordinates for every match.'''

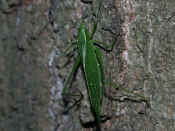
[62,87,83,114]
[62,56,82,113]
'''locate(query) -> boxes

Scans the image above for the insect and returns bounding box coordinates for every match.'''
[61,2,118,131]
[61,1,149,131]
[62,25,117,131]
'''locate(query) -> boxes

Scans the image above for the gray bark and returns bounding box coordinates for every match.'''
[0,0,175,131]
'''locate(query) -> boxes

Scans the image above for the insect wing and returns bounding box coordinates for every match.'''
[84,40,102,122]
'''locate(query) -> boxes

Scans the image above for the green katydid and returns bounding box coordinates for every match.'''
[61,24,116,131]
[61,1,111,131]
[61,1,149,131]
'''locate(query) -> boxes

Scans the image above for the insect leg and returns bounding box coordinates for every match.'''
[62,55,84,113]
[62,87,83,114]
[90,0,104,39]
[60,41,77,57]
[105,81,150,107]
[92,32,121,53]
[93,40,150,107]
[62,55,80,95]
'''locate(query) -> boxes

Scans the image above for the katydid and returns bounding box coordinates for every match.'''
[61,1,111,130]
[61,1,149,131]
[61,24,149,130]
[62,22,116,130]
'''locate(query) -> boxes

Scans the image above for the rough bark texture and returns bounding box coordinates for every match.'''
[0,0,175,131]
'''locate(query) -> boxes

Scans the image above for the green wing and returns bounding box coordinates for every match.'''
[84,40,102,129]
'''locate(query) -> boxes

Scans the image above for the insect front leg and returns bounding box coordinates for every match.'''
[89,0,104,39]
[60,41,77,57]
[57,41,77,69]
